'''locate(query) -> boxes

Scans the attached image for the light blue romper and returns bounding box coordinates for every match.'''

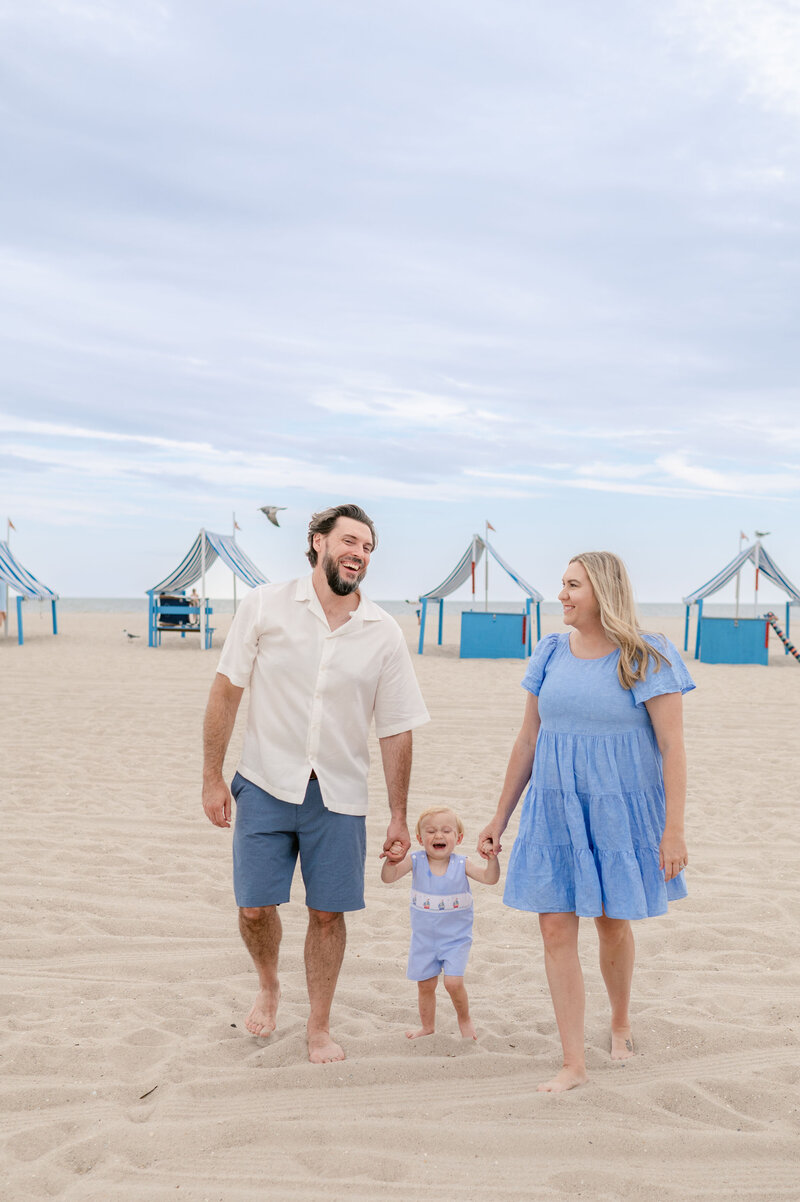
[504,632,695,920]
[407,851,474,980]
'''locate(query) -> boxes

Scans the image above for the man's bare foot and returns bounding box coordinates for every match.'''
[611,1027,634,1060]
[245,985,280,1037]
[307,1028,345,1064]
[405,1026,435,1040]
[458,1016,477,1040]
[537,1065,589,1093]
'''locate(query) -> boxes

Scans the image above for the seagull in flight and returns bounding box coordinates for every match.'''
[259,505,286,527]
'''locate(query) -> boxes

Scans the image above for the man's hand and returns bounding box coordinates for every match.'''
[382,819,410,862]
[203,776,232,828]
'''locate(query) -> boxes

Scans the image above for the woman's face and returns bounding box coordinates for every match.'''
[558,561,600,628]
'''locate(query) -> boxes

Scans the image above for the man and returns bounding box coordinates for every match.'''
[202,503,429,1063]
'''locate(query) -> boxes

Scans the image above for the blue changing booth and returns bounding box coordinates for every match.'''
[698,617,768,665]
[460,610,530,659]
[417,532,543,658]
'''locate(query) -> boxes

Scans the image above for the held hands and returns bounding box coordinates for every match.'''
[202,777,232,828]
[660,831,688,882]
[380,839,406,861]
[477,818,504,859]
[380,820,410,862]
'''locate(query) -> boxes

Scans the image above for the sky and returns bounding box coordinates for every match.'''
[2,0,800,603]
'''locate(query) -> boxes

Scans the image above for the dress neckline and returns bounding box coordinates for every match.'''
[565,633,619,662]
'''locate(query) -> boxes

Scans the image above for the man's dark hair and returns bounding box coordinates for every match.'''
[306,503,378,566]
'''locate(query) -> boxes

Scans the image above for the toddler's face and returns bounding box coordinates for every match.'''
[417,811,463,860]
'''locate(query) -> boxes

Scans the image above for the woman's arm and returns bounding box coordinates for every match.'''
[645,691,688,881]
[477,692,541,858]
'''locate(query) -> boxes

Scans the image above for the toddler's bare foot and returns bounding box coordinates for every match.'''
[307,1027,345,1063]
[537,1065,588,1093]
[405,1026,435,1040]
[611,1027,634,1060]
[245,984,280,1037]
[458,1016,477,1040]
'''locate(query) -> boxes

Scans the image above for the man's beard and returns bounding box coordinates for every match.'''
[322,551,364,596]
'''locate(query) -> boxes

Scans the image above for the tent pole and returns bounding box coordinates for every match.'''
[536,600,541,643]
[51,599,58,635]
[200,529,207,651]
[232,511,238,615]
[438,597,444,645]
[16,595,24,646]
[684,604,690,651]
[694,599,703,660]
[418,597,428,655]
[484,521,489,612]
[786,601,791,655]
[753,540,760,617]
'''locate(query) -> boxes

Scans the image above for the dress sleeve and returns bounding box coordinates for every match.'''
[521,632,560,696]
[631,636,696,707]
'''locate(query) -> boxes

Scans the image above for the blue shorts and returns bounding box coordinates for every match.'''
[231,772,367,912]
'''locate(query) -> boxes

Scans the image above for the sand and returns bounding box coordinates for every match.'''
[1,609,798,1201]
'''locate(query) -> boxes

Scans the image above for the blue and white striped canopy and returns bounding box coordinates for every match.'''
[0,540,58,600]
[420,536,543,601]
[149,530,269,594]
[683,541,800,605]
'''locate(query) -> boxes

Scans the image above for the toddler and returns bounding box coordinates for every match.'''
[381,807,500,1039]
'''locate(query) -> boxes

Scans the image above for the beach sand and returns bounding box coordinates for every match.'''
[1,610,798,1201]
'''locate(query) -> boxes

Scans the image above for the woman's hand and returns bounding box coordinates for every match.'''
[660,831,688,882]
[477,817,505,859]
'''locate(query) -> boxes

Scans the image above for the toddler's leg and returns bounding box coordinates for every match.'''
[406,976,438,1039]
[443,975,476,1040]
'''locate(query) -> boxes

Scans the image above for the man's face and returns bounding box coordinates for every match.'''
[315,518,374,596]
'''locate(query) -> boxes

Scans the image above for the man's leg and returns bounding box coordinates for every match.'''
[239,906,282,1037]
[305,908,347,1063]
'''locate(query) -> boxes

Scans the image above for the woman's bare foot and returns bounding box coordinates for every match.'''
[458,1016,477,1040]
[405,1025,435,1040]
[245,985,280,1036]
[307,1027,345,1063]
[537,1065,589,1093]
[611,1027,634,1060]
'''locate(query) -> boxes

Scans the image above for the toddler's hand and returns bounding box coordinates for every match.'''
[380,839,405,860]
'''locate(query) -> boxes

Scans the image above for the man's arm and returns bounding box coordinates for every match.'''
[202,672,245,828]
[378,730,412,860]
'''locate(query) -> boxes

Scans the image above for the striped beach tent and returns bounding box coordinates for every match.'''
[0,539,59,645]
[147,529,269,650]
[418,533,543,654]
[682,539,800,659]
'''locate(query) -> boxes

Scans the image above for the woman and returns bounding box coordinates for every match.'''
[479,551,694,1092]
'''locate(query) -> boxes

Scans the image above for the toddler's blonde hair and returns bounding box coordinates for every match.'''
[415,807,464,839]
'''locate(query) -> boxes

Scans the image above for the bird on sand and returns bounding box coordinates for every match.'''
[123,630,141,639]
[259,505,286,527]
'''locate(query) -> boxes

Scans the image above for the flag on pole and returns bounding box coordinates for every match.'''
[234,519,241,531]
[8,519,15,531]
[487,521,496,532]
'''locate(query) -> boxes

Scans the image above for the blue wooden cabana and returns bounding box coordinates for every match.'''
[418,534,543,657]
[683,540,800,663]
[0,540,59,646]
[148,529,268,650]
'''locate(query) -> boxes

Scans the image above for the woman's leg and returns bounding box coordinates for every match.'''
[406,976,438,1039]
[537,911,589,1091]
[594,914,635,1059]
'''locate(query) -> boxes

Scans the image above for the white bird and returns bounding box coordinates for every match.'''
[123,629,140,639]
[259,505,286,527]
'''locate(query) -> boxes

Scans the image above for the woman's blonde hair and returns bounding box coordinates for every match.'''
[569,551,670,690]
[415,807,464,839]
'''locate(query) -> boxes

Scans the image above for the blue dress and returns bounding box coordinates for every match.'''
[504,632,695,920]
[407,851,474,980]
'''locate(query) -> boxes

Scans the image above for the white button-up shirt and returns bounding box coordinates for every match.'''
[216,576,430,815]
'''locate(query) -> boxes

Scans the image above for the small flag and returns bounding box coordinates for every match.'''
[234,519,241,531]
[8,519,15,531]
[487,521,496,532]
[740,531,747,540]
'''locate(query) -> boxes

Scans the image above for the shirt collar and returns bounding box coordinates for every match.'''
[294,575,383,627]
